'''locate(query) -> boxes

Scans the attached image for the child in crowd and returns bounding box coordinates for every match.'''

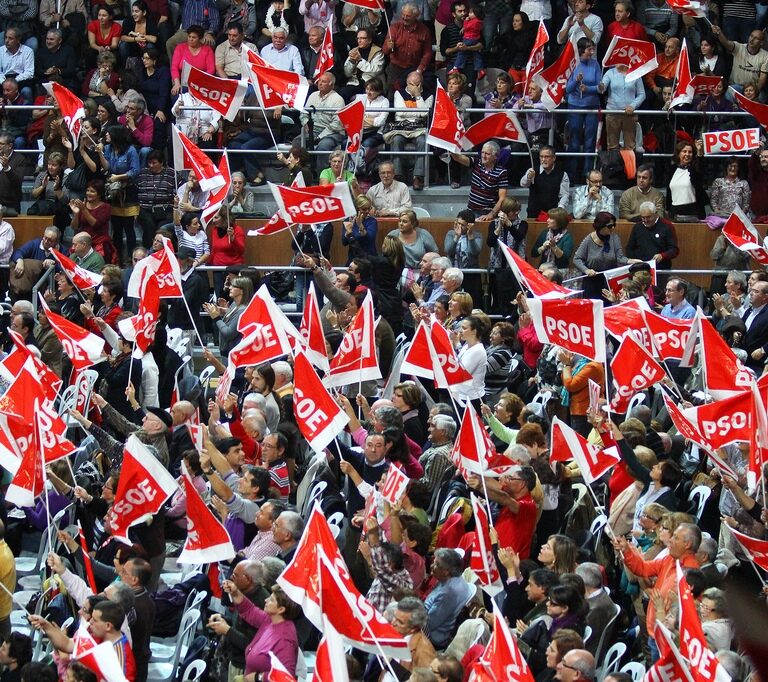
[449,5,486,80]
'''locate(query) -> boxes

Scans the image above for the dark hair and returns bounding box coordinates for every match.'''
[463,313,488,338]
[668,277,689,296]
[98,100,118,123]
[469,4,485,19]
[684,567,706,598]
[101,279,124,302]
[399,517,431,555]
[457,208,475,224]
[16,312,34,334]
[529,568,559,592]
[83,116,101,135]
[289,145,310,166]
[126,557,152,587]
[181,211,201,230]
[5,633,32,667]
[227,22,244,34]
[132,1,148,12]
[20,663,57,682]
[247,466,272,495]
[215,436,242,455]
[659,459,682,488]
[577,37,594,55]
[186,24,205,39]
[593,211,616,231]
[366,76,384,93]
[182,448,203,475]
[450,0,466,12]
[517,422,546,448]
[516,465,537,492]
[271,585,300,620]
[97,4,114,17]
[256,363,276,391]
[723,156,744,178]
[548,583,586,614]
[142,46,160,62]
[379,541,405,570]
[351,257,372,281]
[93,600,125,630]
[636,163,654,181]
[146,149,164,164]
[87,178,105,199]
[492,321,516,346]
[513,10,530,28]
[106,124,132,154]
[67,663,98,682]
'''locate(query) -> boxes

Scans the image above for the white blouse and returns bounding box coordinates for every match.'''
[453,342,487,402]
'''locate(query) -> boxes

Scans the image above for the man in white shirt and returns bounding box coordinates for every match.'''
[557,0,603,45]
[571,170,615,220]
[260,28,304,74]
[300,72,345,169]
[0,29,33,101]
[366,161,412,216]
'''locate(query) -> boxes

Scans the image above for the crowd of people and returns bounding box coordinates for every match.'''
[0,1,768,682]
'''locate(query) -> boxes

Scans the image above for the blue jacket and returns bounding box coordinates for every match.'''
[566,58,602,108]
[601,67,645,111]
[11,237,68,263]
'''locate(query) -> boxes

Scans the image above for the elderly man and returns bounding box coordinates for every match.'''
[136,151,176,248]
[521,145,570,219]
[418,415,456,488]
[70,232,105,273]
[450,142,509,221]
[383,4,433,96]
[166,399,196,471]
[272,510,304,563]
[0,133,24,214]
[412,255,450,310]
[556,650,596,682]
[0,78,29,149]
[335,431,392,514]
[260,27,304,74]
[240,501,284,561]
[390,70,432,190]
[571,169,615,220]
[271,361,294,399]
[11,226,63,279]
[713,25,768,92]
[391,597,437,672]
[424,549,474,650]
[300,71,345,168]
[118,98,154,166]
[0,29,34,101]
[740,279,768,373]
[619,165,665,220]
[575,562,619,654]
[366,161,412,216]
[35,28,78,91]
[626,201,679,270]
[301,25,342,81]
[644,37,680,103]
[215,23,255,79]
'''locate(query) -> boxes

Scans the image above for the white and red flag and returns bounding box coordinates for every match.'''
[183,64,248,121]
[178,466,235,564]
[427,82,465,153]
[215,362,236,404]
[312,618,349,682]
[527,297,606,362]
[610,334,666,413]
[550,417,620,484]
[51,249,102,290]
[344,0,384,8]
[691,74,722,96]
[338,99,365,154]
[722,205,768,265]
[731,87,768,132]
[39,296,105,370]
[498,242,578,298]
[670,38,694,108]
[45,81,85,143]
[278,503,410,658]
[401,320,473,388]
[293,350,349,454]
[106,435,179,544]
[313,25,335,78]
[602,260,657,298]
[469,493,502,596]
[267,652,297,682]
[645,622,697,682]
[524,20,549,90]
[74,641,130,682]
[604,297,652,344]
[324,290,381,388]
[201,151,232,228]
[749,380,768,491]
[380,463,410,506]
[643,310,692,361]
[171,125,227,193]
[297,281,330,372]
[460,112,527,150]
[681,390,752,449]
[666,0,708,17]
[469,605,536,682]
[243,51,310,110]
[117,274,161,357]
[534,39,578,110]
[602,36,658,82]
[451,405,496,476]
[728,525,768,572]
[270,181,356,225]
[0,333,62,401]
[127,236,183,299]
[247,174,305,236]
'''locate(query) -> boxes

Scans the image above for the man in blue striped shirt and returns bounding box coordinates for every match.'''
[165,0,220,60]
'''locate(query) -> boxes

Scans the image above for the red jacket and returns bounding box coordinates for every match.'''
[210,225,246,266]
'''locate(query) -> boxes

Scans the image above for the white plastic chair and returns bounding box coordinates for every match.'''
[148,608,200,680]
[413,206,431,219]
[689,485,712,524]
[198,365,216,393]
[626,393,646,415]
[532,389,552,406]
[620,662,646,682]
[151,591,205,662]
[166,328,183,353]
[180,660,206,682]
[598,642,626,681]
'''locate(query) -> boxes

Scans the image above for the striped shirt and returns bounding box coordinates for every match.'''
[181,0,220,33]
[269,459,290,500]
[174,224,210,260]
[467,159,508,213]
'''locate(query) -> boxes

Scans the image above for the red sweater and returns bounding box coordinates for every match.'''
[210,225,246,266]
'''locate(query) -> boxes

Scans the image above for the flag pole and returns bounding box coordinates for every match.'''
[724,524,767,587]
[0,580,31,613]
[126,338,137,395]
[182,295,208,349]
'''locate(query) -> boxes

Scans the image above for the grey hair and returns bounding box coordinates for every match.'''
[47,28,64,40]
[272,27,288,36]
[242,411,266,437]
[575,562,604,589]
[701,587,727,615]
[271,361,293,382]
[106,582,136,615]
[44,226,61,239]
[231,171,247,183]
[638,201,658,215]
[505,444,531,465]
[278,511,305,541]
[401,3,420,15]
[431,415,456,439]
[243,392,266,410]
[678,522,703,553]
[697,535,718,562]
[374,405,403,429]
[715,651,751,682]
[129,97,146,113]
[727,270,748,291]
[432,256,452,271]
[13,300,34,314]
[564,650,596,680]
[443,267,464,285]
[434,548,464,577]
[260,556,287,588]
[482,141,500,158]
[396,596,428,629]
[408,671,437,682]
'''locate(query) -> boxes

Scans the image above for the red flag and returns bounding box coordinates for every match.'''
[644,622,697,682]
[178,467,235,564]
[469,494,502,596]
[728,525,768,572]
[749,380,768,490]
[671,39,694,108]
[298,281,330,372]
[277,503,410,659]
[267,652,298,682]
[38,296,105,370]
[171,125,226,193]
[183,64,247,122]
[106,435,179,544]
[74,641,130,682]
[534,39,578,111]
[604,297,652,344]
[50,249,102,290]
[208,563,223,599]
[427,82,465,153]
[680,390,752,449]
[243,52,310,109]
[691,74,723,96]
[610,334,666,413]
[676,562,732,682]
[470,606,536,682]
[524,20,549,90]
[497,242,578,298]
[293,350,350,454]
[270,181,356,225]
[601,36,658,82]
[666,0,707,17]
[722,205,768,265]
[527,297,606,362]
[603,260,657,298]
[78,522,98,594]
[215,362,236,404]
[312,619,349,682]
[401,320,472,387]
[379,463,410,506]
[313,26,335,78]
[643,310,692,361]
[550,417,620,484]
[127,236,183,299]
[338,99,365,154]
[732,87,768,132]
[459,112,526,150]
[44,81,85,143]
[344,0,383,8]
[117,274,161,357]
[201,151,232,228]
[451,405,495,476]
[247,175,305,236]
[324,291,381,388]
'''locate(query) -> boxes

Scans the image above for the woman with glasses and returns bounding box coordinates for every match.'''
[573,211,639,301]
[203,275,253,356]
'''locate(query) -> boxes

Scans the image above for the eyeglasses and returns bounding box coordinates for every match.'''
[559,661,581,672]
[548,599,564,607]
[641,512,660,522]
[604,223,616,229]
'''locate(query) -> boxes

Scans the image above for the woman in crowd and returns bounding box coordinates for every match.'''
[87,5,121,67]
[102,125,140,262]
[319,150,360,196]
[387,210,439,271]
[482,392,524,450]
[277,146,315,186]
[708,157,751,222]
[171,25,215,96]
[35,302,64,376]
[538,534,578,576]
[573,212,635,301]
[447,291,473,334]
[392,382,426,446]
[359,234,404,335]
[173,212,211,265]
[484,322,516,401]
[83,52,121,102]
[209,207,246,295]
[96,102,118,141]
[139,48,171,123]
[454,314,488,412]
[696,35,729,78]
[119,1,160,63]
[484,72,516,113]
[711,270,748,318]
[694,78,734,133]
[31,152,68,228]
[100,332,142,420]
[699,588,732,651]
[532,208,572,272]
[228,172,256,214]
[62,118,104,201]
[539,630,586,682]
[487,197,527,316]
[558,349,604,437]
[69,179,116,265]
[204,275,253,356]
[165,449,208,539]
[499,11,536,75]
[434,295,450,328]
[342,195,378,261]
[667,139,707,220]
[352,77,389,173]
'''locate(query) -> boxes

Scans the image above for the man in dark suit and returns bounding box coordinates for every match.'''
[741,280,768,374]
[0,133,26,214]
[696,536,725,589]
[168,399,197,476]
[576,562,619,655]
[123,558,156,682]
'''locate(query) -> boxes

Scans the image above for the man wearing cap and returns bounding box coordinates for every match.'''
[167,246,209,342]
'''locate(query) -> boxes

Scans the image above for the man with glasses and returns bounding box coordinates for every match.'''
[10,226,63,286]
[556,649,596,682]
[117,98,153,167]
[619,165,664,220]
[572,170,615,220]
[215,23,255,79]
[366,161,412,217]
[626,201,679,272]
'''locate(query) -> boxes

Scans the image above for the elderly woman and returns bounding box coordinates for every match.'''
[342,195,378,261]
[387,210,439,271]
[708,157,751,225]
[699,587,732,651]
[228,172,256,214]
[171,25,215,96]
[31,152,68,225]
[532,207,573,272]
[450,141,508,220]
[667,139,707,220]
[446,290,473,333]
[712,270,748,319]
[277,146,315,186]
[539,630,585,682]
[319,150,360,195]
[83,51,121,101]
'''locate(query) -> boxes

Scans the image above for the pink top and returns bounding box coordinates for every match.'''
[171,43,216,81]
[462,16,483,42]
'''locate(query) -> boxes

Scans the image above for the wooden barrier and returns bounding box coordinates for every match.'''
[8,216,59,247]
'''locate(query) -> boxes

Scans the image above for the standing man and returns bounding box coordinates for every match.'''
[450,141,509,222]
[165,0,220,61]
[626,201,679,271]
[557,0,603,45]
[740,279,768,374]
[521,145,570,219]
[712,25,768,93]
[643,37,680,104]
[383,4,433,97]
[0,133,25,214]
[136,151,176,249]
[619,165,665,220]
